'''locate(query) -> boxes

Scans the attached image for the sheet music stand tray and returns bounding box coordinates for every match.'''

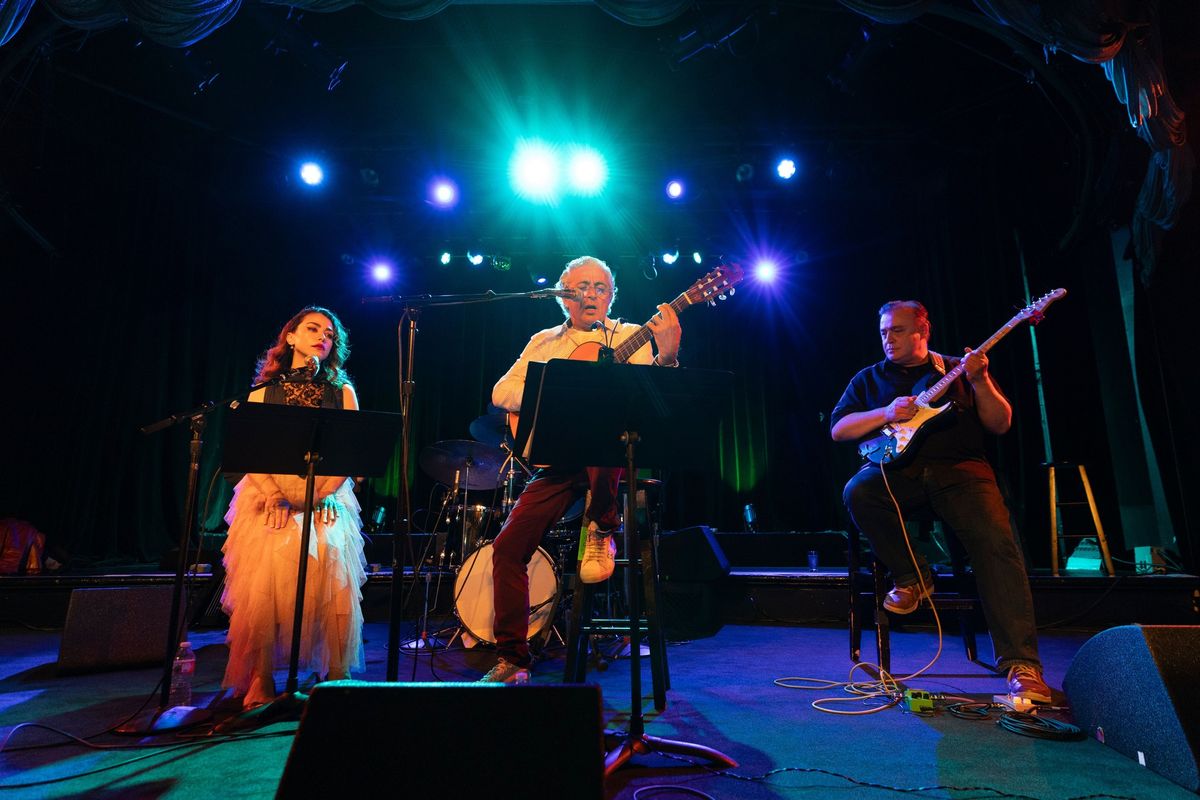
[219,402,401,727]
[518,359,738,777]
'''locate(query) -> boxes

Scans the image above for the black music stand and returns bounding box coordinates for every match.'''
[217,402,401,730]
[517,359,738,776]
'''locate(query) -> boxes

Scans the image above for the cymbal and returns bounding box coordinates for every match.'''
[418,440,506,490]
[469,411,509,446]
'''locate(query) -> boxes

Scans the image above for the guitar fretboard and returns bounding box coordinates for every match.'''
[917,316,1025,405]
[611,292,691,364]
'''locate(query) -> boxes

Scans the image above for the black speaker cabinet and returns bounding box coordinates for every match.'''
[658,525,730,582]
[1064,624,1200,791]
[57,586,182,674]
[657,527,731,641]
[276,681,604,799]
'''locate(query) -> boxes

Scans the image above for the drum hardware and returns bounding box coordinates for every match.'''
[496,440,533,515]
[400,569,448,652]
[452,543,561,646]
[418,440,506,490]
[468,409,509,447]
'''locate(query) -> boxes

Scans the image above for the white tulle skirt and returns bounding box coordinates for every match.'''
[221,475,366,696]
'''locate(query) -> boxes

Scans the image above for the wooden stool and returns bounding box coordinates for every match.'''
[1046,462,1114,576]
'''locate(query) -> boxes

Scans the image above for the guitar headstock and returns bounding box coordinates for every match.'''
[1018,288,1067,324]
[684,262,746,307]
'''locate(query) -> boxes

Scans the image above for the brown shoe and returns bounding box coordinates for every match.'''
[1007,664,1051,704]
[883,579,933,614]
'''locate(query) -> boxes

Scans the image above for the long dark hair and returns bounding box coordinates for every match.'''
[254,305,352,389]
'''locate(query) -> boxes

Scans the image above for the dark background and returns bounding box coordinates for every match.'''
[3,2,1197,569]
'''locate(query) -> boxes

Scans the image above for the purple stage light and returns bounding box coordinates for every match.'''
[754,260,778,282]
[428,178,459,208]
[370,261,393,282]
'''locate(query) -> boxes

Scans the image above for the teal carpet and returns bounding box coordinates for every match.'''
[0,621,1193,799]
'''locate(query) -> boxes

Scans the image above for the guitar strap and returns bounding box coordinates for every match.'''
[929,351,946,376]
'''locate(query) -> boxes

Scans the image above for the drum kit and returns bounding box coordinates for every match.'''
[415,409,580,647]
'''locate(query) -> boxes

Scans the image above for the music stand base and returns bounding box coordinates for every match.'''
[114,704,214,735]
[400,635,449,652]
[213,690,307,734]
[604,731,738,777]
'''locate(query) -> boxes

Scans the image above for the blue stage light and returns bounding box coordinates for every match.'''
[299,162,325,186]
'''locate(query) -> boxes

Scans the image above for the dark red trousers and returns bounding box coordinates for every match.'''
[491,466,621,666]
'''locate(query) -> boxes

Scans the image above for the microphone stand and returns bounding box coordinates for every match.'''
[372,289,570,681]
[119,367,311,734]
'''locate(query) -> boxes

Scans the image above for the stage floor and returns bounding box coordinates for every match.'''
[0,620,1193,799]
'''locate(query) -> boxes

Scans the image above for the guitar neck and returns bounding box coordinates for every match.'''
[611,292,691,364]
[917,313,1026,404]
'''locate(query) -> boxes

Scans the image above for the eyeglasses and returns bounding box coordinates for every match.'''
[572,282,611,297]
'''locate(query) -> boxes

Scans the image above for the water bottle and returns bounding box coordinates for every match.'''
[743,503,757,533]
[169,641,196,707]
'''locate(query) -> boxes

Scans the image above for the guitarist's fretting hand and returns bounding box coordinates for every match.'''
[647,302,682,365]
[885,396,919,423]
[962,348,990,384]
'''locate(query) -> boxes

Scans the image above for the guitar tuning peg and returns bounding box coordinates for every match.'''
[728,287,735,296]
[718,293,726,301]
[708,299,716,307]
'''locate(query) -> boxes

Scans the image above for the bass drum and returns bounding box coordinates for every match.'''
[454,544,559,644]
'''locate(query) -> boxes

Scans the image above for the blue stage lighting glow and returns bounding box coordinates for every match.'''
[666,180,685,200]
[776,158,797,180]
[299,162,325,186]
[440,252,452,265]
[468,252,484,266]
[535,276,548,285]
[661,251,679,265]
[692,251,703,264]
[429,178,459,208]
[370,261,393,282]
[754,260,779,282]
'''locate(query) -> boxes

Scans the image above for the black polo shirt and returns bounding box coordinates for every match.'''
[831,355,986,464]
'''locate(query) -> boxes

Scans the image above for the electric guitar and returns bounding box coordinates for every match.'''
[508,262,745,438]
[857,288,1066,466]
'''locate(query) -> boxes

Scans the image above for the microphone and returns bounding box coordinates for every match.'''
[530,287,582,301]
[284,355,320,380]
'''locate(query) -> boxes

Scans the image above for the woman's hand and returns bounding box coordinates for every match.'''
[314,494,340,525]
[264,492,292,529]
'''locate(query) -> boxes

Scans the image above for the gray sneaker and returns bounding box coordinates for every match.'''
[478,658,530,684]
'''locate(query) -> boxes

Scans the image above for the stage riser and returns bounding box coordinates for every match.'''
[3,571,1196,630]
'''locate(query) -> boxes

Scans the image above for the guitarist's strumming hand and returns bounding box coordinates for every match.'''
[647,302,682,365]
[885,396,919,423]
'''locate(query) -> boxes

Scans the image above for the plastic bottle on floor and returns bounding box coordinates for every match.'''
[168,641,196,707]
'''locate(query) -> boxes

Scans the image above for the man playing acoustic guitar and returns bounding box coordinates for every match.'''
[481,255,682,683]
[831,300,1050,703]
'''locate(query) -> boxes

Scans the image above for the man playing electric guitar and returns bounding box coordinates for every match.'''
[480,255,682,683]
[831,299,1051,704]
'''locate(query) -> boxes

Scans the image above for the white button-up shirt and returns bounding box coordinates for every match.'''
[492,318,655,412]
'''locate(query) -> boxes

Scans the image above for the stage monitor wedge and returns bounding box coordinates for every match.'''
[1064,624,1200,792]
[276,681,604,799]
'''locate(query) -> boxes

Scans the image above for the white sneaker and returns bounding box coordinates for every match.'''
[478,657,530,684]
[579,521,617,584]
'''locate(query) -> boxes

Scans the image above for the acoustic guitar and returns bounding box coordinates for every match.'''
[508,262,745,438]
